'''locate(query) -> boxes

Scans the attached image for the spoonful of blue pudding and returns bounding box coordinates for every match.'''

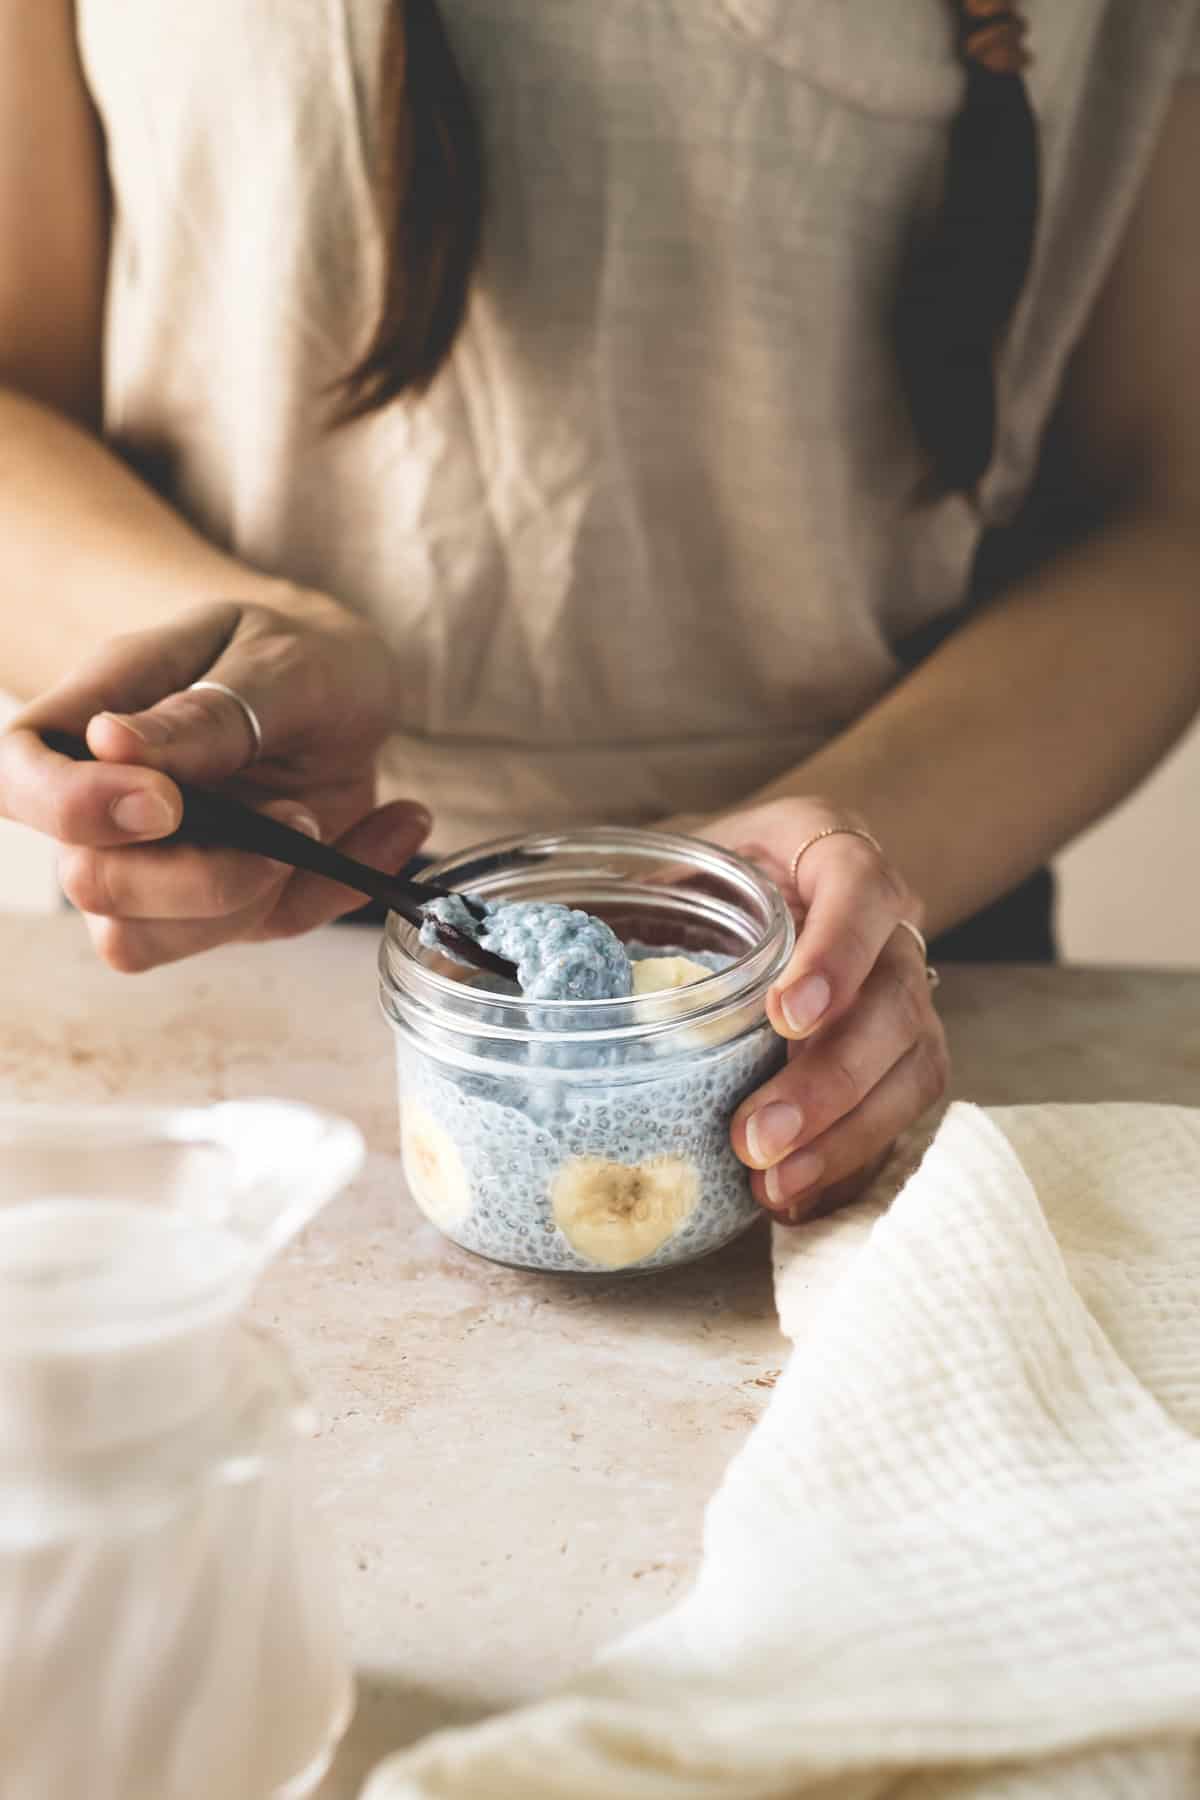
[420,896,633,1001]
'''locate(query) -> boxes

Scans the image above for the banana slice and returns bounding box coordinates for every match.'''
[632,954,732,1047]
[551,1155,700,1268]
[631,955,713,995]
[401,1101,473,1231]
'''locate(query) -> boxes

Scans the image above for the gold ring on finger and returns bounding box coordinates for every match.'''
[789,825,884,893]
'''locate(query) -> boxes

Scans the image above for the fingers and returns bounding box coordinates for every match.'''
[769,827,917,1043]
[5,595,390,830]
[0,603,243,845]
[14,605,241,738]
[77,799,431,973]
[18,597,310,793]
[752,1028,948,1223]
[0,597,425,976]
[263,801,432,936]
[86,686,262,787]
[83,893,282,975]
[733,930,947,1219]
[86,628,279,786]
[0,726,183,848]
[84,596,365,787]
[57,797,323,920]
[734,941,926,1158]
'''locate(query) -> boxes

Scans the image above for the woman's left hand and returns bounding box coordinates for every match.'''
[681,797,950,1224]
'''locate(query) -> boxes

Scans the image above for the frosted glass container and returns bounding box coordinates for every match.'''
[0,1100,363,1800]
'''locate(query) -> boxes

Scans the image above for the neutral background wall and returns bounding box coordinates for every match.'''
[1054,712,1199,966]
[3,691,1197,964]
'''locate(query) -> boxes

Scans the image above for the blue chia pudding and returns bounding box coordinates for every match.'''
[420,896,633,1001]
[398,896,785,1274]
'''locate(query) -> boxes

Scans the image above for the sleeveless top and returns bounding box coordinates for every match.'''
[76,1,1200,851]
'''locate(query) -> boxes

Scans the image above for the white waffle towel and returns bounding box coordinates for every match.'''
[363,1102,1200,1798]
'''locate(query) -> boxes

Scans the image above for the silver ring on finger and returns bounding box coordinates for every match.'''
[188,680,264,765]
[894,917,940,990]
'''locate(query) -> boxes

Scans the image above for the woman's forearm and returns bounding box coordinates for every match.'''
[745,503,1200,937]
[0,387,296,698]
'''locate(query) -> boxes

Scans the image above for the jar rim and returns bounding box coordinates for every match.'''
[379,826,795,1045]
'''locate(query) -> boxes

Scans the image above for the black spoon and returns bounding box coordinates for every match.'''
[41,731,519,983]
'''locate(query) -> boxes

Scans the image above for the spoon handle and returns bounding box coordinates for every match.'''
[39,731,522,980]
[40,731,435,925]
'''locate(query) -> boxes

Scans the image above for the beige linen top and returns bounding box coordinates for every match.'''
[77,1,1200,850]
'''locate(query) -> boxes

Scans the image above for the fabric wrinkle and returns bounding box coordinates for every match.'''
[76,0,1200,847]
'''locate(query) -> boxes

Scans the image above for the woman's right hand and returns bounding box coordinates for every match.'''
[0,589,431,970]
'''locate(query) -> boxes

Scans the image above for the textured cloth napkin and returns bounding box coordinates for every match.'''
[363,1102,1200,1798]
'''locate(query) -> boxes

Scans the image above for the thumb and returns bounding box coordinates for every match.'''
[88,676,268,784]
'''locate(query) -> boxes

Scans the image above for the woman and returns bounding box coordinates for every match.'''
[1,1,1198,1222]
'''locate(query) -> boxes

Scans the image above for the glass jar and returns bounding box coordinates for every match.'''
[0,1100,363,1800]
[379,828,794,1275]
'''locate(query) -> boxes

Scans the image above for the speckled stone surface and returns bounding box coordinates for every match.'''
[2,917,1198,1796]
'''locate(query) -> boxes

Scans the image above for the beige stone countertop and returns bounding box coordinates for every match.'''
[1,915,1197,1796]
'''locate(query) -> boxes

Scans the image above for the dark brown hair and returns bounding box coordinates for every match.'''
[894,3,1039,494]
[344,0,1038,498]
[336,0,483,420]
